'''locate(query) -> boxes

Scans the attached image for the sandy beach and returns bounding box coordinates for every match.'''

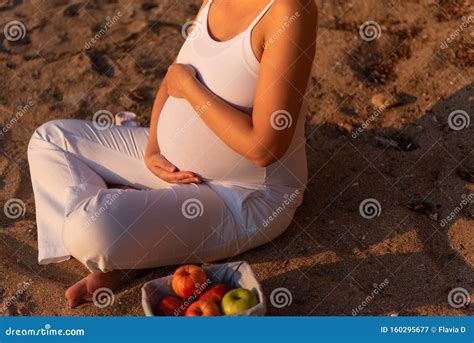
[0,0,473,316]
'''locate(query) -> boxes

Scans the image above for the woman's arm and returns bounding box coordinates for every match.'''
[145,0,210,158]
[145,77,169,158]
[145,76,202,184]
[167,0,318,167]
[144,1,211,184]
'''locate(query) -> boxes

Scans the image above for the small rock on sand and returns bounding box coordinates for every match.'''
[374,134,419,151]
[370,92,417,110]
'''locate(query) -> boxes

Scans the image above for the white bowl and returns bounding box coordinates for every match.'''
[141,261,266,316]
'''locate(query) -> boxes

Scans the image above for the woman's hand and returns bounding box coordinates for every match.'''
[144,153,201,184]
[166,63,198,99]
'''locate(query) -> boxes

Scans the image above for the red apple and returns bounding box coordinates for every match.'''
[199,283,232,304]
[157,295,183,316]
[185,299,221,316]
[171,265,209,299]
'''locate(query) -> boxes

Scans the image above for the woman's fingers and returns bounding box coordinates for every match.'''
[176,177,201,183]
[165,171,201,184]
[145,154,201,183]
[162,170,197,181]
[148,164,200,184]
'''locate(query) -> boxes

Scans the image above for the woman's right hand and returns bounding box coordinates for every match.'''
[144,153,201,184]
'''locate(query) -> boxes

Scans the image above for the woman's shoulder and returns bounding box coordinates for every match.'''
[270,0,318,25]
[264,0,318,44]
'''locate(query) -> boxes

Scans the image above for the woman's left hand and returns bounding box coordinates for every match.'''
[166,63,198,99]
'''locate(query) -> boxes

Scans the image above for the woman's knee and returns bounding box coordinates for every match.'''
[31,119,65,139]
[63,200,121,272]
[28,119,68,153]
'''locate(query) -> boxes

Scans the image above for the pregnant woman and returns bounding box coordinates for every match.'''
[28,0,317,307]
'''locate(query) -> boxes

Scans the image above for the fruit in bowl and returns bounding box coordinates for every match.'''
[157,295,183,316]
[152,264,261,317]
[221,288,258,315]
[171,265,209,298]
[199,283,232,304]
[185,299,221,316]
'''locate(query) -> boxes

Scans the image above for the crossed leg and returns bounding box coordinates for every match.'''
[28,120,240,307]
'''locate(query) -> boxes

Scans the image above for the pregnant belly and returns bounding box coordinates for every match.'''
[157,98,264,185]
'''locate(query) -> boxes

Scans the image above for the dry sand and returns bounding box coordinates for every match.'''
[0,0,473,316]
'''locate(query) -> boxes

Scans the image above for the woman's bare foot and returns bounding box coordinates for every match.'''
[65,269,144,308]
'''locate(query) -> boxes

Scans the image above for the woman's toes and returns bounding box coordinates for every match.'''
[65,270,145,309]
[65,277,91,308]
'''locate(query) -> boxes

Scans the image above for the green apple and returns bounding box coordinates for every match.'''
[221,288,258,315]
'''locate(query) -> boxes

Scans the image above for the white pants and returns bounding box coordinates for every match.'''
[27,120,299,273]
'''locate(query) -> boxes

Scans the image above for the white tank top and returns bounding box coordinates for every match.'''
[157,0,308,191]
